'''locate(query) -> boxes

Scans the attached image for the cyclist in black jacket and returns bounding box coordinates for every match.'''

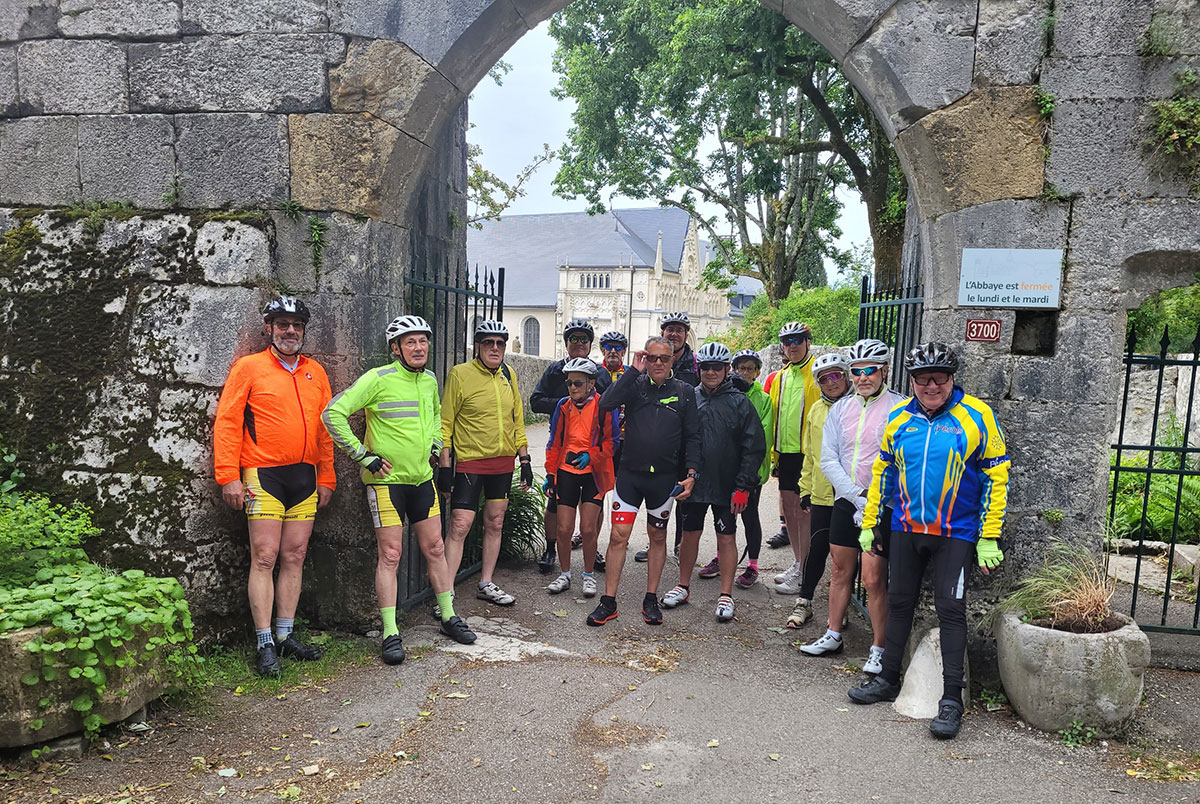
[587,336,701,627]
[664,343,765,622]
[529,318,611,574]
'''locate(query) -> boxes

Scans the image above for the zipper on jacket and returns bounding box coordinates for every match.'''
[289,363,308,466]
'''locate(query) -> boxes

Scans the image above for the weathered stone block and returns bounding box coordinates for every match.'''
[841,0,977,138]
[433,0,533,93]
[149,386,219,468]
[779,0,894,61]
[1053,0,1154,57]
[59,0,180,37]
[996,612,1150,736]
[0,116,80,206]
[0,1,59,42]
[129,34,345,113]
[289,113,426,225]
[93,213,200,281]
[269,211,319,293]
[78,115,175,208]
[1047,98,1193,198]
[896,87,1044,221]
[330,39,463,145]
[17,39,127,114]
[1040,55,1181,100]
[328,0,492,65]
[0,47,15,116]
[1147,0,1200,56]
[974,0,1051,86]
[75,377,155,470]
[175,113,290,207]
[300,290,395,362]
[181,0,328,34]
[317,214,409,297]
[195,220,271,285]
[128,284,263,387]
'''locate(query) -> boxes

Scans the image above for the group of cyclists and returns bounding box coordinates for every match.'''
[214,296,1010,740]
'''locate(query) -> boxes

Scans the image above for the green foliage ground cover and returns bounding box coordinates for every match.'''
[716,284,859,351]
[1110,417,1200,544]
[0,444,197,739]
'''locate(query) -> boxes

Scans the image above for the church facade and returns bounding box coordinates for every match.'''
[467,207,755,359]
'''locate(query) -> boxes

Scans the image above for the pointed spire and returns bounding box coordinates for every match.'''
[654,230,664,279]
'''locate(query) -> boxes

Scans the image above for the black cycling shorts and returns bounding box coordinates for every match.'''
[678,501,736,535]
[829,498,893,557]
[776,452,804,494]
[366,480,438,527]
[450,471,511,511]
[243,462,317,521]
[556,469,602,508]
[611,470,676,527]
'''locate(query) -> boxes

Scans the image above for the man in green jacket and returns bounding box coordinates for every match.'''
[323,315,477,666]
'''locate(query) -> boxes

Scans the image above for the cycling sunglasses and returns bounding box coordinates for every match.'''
[699,362,727,372]
[644,354,672,364]
[566,335,592,344]
[600,342,626,352]
[565,379,590,388]
[477,337,507,348]
[780,335,810,346]
[817,371,846,384]
[850,366,881,377]
[911,372,953,387]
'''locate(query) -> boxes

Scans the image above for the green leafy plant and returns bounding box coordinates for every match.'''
[1042,508,1064,525]
[980,688,1008,712]
[280,199,302,221]
[161,173,184,207]
[0,483,197,739]
[501,475,549,560]
[1032,86,1055,121]
[306,214,328,271]
[1058,720,1099,747]
[1146,69,1200,191]
[64,200,135,240]
[718,284,859,351]
[1109,417,1200,543]
[1140,13,1181,58]
[999,539,1117,633]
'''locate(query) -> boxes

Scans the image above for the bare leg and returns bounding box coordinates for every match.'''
[827,544,859,632]
[717,532,737,597]
[781,490,811,568]
[414,516,452,593]
[445,508,477,580]
[604,522,634,596]
[273,519,314,620]
[678,529,703,588]
[556,502,577,573]
[580,502,600,572]
[645,524,669,594]
[861,551,888,648]
[247,519,284,630]
[480,499,507,584]
[374,524,404,609]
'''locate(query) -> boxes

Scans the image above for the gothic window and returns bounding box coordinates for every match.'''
[604,274,611,289]
[523,317,541,356]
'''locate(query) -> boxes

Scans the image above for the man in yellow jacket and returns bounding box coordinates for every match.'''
[439,320,532,606]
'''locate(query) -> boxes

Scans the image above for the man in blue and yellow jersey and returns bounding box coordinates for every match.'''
[323,315,477,667]
[767,321,821,596]
[439,320,532,607]
[848,342,1010,741]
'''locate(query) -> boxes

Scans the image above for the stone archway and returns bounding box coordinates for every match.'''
[1,1,1198,633]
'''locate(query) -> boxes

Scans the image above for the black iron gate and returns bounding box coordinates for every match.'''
[397,253,505,608]
[852,273,923,612]
[1108,325,1200,635]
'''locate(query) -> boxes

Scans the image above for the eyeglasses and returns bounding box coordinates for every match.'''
[644,354,672,364]
[699,362,727,372]
[477,338,506,349]
[601,343,626,352]
[817,371,846,385]
[565,379,588,388]
[780,335,809,346]
[911,372,952,387]
[567,335,591,344]
[272,321,305,331]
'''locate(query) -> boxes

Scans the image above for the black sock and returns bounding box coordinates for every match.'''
[942,685,963,706]
[644,592,658,605]
[881,669,901,686]
[601,595,616,605]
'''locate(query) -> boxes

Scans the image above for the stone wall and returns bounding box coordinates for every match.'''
[1112,360,1200,449]
[504,352,555,409]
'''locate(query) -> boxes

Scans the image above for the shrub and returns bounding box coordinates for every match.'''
[1146,69,1200,191]
[1109,416,1200,543]
[719,284,859,351]
[1000,540,1117,633]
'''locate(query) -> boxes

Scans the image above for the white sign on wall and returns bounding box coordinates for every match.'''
[958,248,1063,309]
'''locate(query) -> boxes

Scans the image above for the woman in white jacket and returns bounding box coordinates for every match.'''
[801,339,906,675]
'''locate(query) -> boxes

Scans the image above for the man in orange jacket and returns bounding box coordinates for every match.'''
[213,296,336,676]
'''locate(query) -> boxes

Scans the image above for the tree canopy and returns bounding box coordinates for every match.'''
[549,0,907,303]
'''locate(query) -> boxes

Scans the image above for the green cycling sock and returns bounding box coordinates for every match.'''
[435,590,456,622]
[380,606,400,638]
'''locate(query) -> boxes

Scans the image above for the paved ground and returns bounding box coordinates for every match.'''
[4,423,1200,803]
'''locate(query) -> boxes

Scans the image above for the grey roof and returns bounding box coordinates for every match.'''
[466,207,692,307]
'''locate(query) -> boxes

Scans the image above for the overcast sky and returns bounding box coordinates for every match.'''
[467,21,872,286]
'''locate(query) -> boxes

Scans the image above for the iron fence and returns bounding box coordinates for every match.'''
[1107,325,1200,635]
[397,253,505,608]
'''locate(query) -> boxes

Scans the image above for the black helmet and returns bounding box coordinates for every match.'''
[599,331,628,348]
[904,342,960,374]
[262,295,310,324]
[563,318,594,341]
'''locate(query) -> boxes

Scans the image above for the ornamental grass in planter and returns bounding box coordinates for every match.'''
[995,540,1150,736]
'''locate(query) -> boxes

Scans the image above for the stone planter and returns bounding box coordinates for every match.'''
[0,626,168,748]
[995,611,1150,736]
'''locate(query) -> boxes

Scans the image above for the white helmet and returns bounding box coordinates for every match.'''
[846,338,890,365]
[474,319,509,341]
[562,357,598,377]
[812,351,849,378]
[732,349,762,368]
[778,321,811,340]
[385,314,432,342]
[660,311,691,330]
[695,342,733,364]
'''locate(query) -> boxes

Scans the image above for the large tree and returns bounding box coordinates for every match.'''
[549,0,907,301]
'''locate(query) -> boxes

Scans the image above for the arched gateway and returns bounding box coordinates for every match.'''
[0,0,1197,635]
